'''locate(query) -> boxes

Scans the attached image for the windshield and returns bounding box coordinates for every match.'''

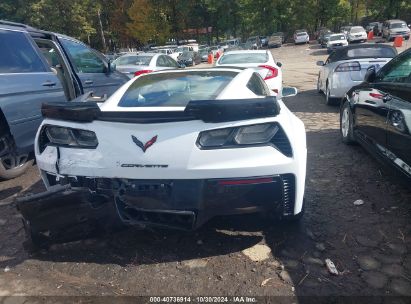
[350,27,365,33]
[346,47,396,58]
[180,52,192,59]
[390,22,407,29]
[330,35,346,41]
[118,71,237,107]
[114,55,152,66]
[219,53,268,64]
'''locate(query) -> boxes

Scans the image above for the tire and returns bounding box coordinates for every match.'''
[0,136,33,180]
[340,101,356,144]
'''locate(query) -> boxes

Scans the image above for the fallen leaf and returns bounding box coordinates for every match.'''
[261,278,272,286]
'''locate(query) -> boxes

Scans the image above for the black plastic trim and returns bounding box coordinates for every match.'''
[41,97,280,124]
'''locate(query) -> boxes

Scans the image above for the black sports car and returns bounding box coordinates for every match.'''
[340,47,411,187]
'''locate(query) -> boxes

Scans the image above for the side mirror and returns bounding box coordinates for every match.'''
[316,60,325,66]
[364,66,376,83]
[107,60,116,73]
[282,87,298,97]
[277,62,282,67]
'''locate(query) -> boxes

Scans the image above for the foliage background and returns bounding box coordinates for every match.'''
[1,0,410,50]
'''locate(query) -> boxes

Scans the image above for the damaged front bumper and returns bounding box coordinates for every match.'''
[17,174,297,247]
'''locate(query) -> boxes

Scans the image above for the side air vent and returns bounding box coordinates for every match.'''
[281,174,296,216]
[271,126,293,157]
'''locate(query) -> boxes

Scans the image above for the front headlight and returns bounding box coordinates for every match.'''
[40,125,98,152]
[197,123,292,156]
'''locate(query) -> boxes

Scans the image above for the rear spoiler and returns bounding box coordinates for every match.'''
[41,97,280,124]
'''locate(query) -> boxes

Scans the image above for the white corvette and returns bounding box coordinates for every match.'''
[18,68,307,248]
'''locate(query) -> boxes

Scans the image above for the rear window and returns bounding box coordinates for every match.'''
[350,27,365,33]
[0,30,47,73]
[390,22,407,29]
[115,55,152,66]
[330,35,346,41]
[297,32,307,36]
[219,53,268,64]
[118,71,237,107]
[347,47,396,58]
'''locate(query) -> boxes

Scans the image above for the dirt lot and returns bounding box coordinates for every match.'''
[1,41,411,300]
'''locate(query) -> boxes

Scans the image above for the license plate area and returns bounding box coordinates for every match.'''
[117,181,173,210]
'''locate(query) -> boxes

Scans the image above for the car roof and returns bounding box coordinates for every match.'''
[137,52,158,56]
[330,33,345,36]
[386,19,405,23]
[221,50,268,55]
[330,44,397,61]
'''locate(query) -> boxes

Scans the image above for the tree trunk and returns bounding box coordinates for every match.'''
[97,8,107,51]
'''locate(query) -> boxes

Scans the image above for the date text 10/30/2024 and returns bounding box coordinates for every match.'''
[149,297,257,303]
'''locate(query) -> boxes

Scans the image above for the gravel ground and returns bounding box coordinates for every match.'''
[0,40,411,300]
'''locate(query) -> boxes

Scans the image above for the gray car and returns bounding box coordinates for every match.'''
[0,20,128,179]
[114,53,180,79]
[316,44,397,105]
[382,19,410,41]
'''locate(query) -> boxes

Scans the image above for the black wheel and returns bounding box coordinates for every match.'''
[0,148,34,180]
[340,100,356,144]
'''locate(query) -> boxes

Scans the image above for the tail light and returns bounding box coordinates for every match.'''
[335,62,361,72]
[39,125,98,152]
[134,69,153,77]
[369,92,384,99]
[259,65,278,80]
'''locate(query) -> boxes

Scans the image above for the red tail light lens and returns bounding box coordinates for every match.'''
[134,69,153,77]
[369,92,384,99]
[259,65,278,80]
[335,62,361,72]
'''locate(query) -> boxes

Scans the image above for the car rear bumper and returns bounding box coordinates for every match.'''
[327,45,346,52]
[17,174,299,245]
[330,75,362,98]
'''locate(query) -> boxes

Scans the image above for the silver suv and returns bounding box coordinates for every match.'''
[0,20,128,179]
[382,19,410,41]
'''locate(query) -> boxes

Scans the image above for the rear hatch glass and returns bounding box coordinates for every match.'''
[219,53,268,64]
[118,71,237,107]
